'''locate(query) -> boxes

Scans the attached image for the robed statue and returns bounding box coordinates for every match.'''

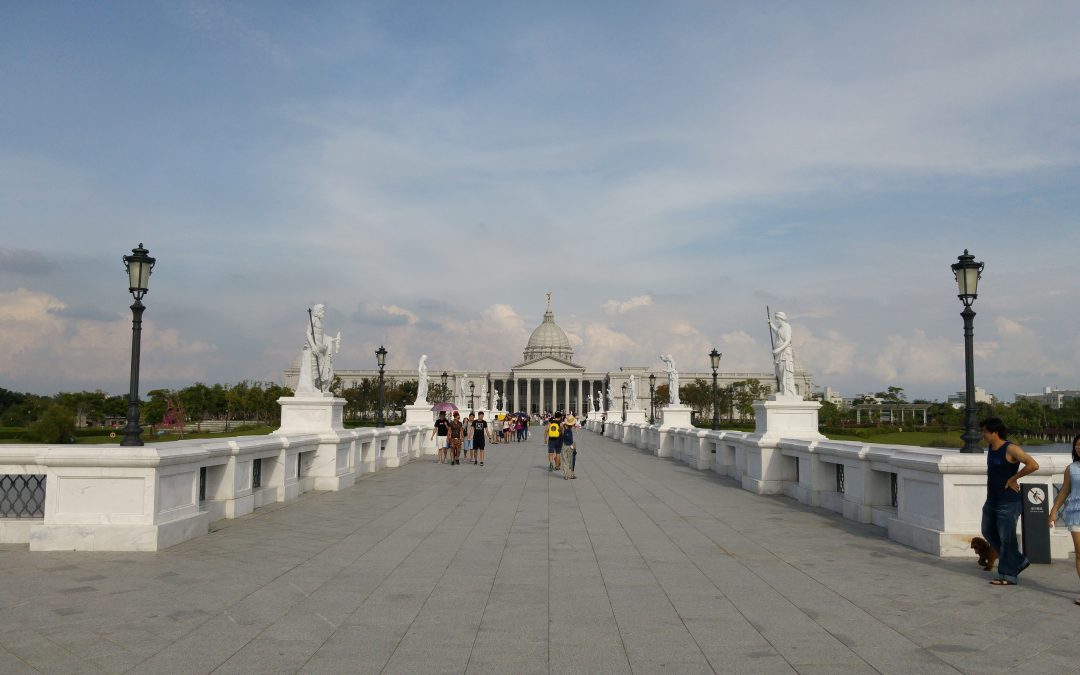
[297,304,340,395]
[414,354,429,405]
[660,354,680,405]
[768,311,798,397]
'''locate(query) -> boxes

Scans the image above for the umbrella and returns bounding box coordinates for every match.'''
[431,401,459,413]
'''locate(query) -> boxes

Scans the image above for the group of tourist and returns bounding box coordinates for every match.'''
[492,414,529,442]
[980,416,1080,604]
[544,412,578,480]
[431,410,491,466]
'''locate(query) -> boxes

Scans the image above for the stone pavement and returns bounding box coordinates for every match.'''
[1,430,1079,674]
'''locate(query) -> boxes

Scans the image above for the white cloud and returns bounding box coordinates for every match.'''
[0,289,217,392]
[603,294,653,314]
[383,304,419,326]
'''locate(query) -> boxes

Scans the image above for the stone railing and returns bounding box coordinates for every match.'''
[0,418,436,551]
[587,410,1075,559]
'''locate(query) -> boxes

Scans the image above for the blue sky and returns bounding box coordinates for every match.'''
[1,1,1078,400]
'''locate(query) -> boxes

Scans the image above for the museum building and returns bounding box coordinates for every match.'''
[285,298,813,416]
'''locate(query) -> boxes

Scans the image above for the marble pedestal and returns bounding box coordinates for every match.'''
[276,394,345,434]
[742,395,825,495]
[403,404,435,426]
[751,395,825,442]
[624,409,647,424]
[659,405,692,428]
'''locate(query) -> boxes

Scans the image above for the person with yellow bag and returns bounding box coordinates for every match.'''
[547,413,562,472]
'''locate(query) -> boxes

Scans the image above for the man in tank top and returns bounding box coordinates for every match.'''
[980,417,1040,586]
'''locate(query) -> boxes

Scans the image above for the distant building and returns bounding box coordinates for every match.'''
[947,387,994,409]
[814,386,844,406]
[1015,387,1080,409]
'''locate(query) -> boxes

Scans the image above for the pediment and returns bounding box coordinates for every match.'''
[512,356,584,371]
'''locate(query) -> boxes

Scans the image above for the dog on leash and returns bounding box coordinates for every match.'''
[970,537,997,571]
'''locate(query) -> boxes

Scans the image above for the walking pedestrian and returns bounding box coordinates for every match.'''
[473,411,490,465]
[980,417,1040,586]
[561,414,577,479]
[547,413,562,472]
[432,411,449,464]
[448,411,464,465]
[1049,433,1080,604]
[463,412,475,464]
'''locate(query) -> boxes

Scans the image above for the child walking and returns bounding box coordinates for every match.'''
[1049,434,1080,605]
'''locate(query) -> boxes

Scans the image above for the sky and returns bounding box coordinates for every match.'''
[1,1,1079,401]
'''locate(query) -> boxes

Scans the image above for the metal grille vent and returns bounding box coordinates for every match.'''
[0,475,46,518]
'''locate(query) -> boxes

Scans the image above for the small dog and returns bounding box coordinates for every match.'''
[970,537,998,571]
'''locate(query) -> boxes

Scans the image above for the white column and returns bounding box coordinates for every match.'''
[577,378,583,414]
[564,379,570,414]
[526,378,532,415]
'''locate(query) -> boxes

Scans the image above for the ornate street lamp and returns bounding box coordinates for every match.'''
[120,243,155,446]
[375,346,387,428]
[441,371,448,403]
[469,381,475,412]
[648,373,656,424]
[952,249,984,453]
[621,382,628,422]
[709,348,722,431]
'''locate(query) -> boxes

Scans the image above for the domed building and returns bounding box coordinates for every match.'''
[522,295,574,362]
[285,293,813,417]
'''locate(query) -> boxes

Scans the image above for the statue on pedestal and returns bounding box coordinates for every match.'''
[768,311,798,397]
[595,392,602,412]
[628,374,640,410]
[297,304,340,395]
[606,385,615,411]
[414,354,429,405]
[660,354,680,405]
[480,381,488,410]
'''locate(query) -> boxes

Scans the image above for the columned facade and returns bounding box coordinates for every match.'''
[285,295,814,418]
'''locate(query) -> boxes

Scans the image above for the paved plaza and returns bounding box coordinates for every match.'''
[1,430,1079,674]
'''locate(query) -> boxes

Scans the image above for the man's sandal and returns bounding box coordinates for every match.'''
[989,579,1016,585]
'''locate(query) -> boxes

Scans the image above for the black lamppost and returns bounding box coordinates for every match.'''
[469,381,475,412]
[952,249,984,453]
[375,346,387,428]
[621,382,628,422]
[728,383,735,425]
[648,373,656,424]
[709,348,722,431]
[121,243,155,447]
[441,371,448,403]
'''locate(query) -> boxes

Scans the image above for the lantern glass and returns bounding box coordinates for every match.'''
[123,243,155,298]
[709,348,721,370]
[375,346,387,367]
[951,249,983,306]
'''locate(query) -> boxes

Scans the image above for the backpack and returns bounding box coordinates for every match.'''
[548,422,561,438]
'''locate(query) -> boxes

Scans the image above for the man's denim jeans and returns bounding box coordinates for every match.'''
[981,499,1027,583]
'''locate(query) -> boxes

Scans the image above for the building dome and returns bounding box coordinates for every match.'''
[524,296,573,361]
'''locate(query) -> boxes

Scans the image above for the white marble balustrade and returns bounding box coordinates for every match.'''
[0,423,435,551]
[586,417,1075,560]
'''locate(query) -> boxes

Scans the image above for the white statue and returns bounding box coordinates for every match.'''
[459,375,469,407]
[660,354,680,405]
[595,392,601,412]
[606,385,615,410]
[480,381,488,410]
[414,354,429,405]
[628,374,640,410]
[494,391,501,410]
[768,311,798,397]
[297,304,341,395]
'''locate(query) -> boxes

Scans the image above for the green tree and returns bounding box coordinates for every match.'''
[25,404,76,443]
[730,379,768,419]
[680,378,713,418]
